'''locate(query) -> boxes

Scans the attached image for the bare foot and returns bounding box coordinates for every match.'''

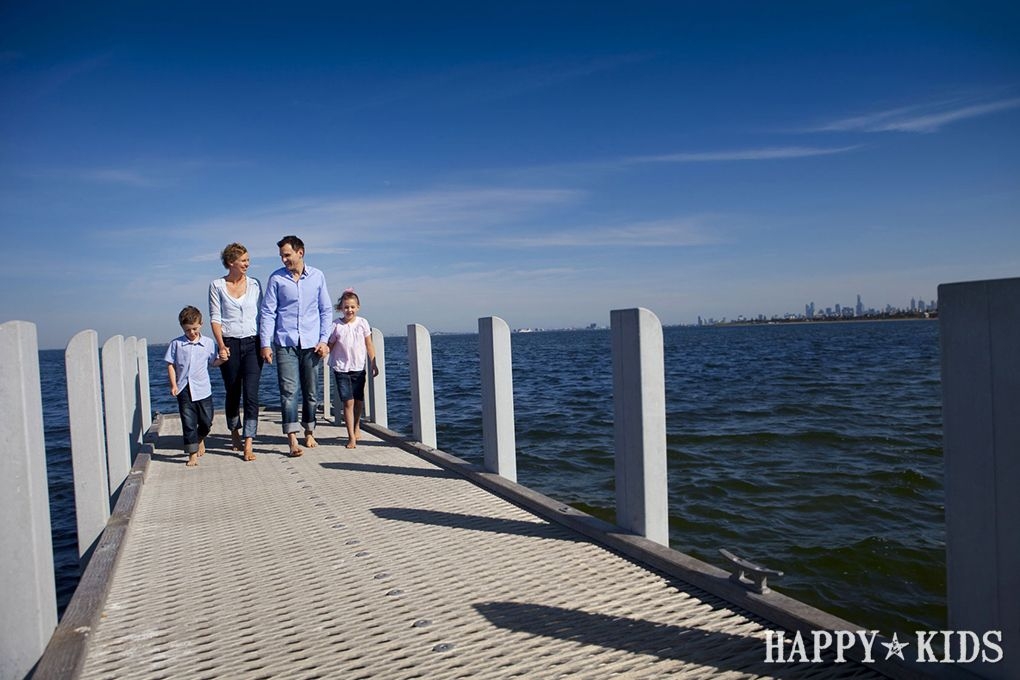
[243,438,256,461]
[231,429,242,451]
[288,433,303,457]
[197,440,206,457]
[305,432,318,448]
[345,440,357,449]
[187,453,199,467]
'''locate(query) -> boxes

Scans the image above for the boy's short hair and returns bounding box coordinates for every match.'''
[179,306,203,327]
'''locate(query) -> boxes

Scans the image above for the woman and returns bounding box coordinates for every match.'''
[209,242,263,461]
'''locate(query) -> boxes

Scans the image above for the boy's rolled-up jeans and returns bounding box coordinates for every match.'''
[177,385,213,453]
[274,344,321,434]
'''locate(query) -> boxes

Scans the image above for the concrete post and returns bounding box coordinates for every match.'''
[124,336,140,456]
[322,355,335,425]
[137,338,152,435]
[611,308,669,546]
[407,323,436,448]
[479,316,517,482]
[102,335,132,496]
[367,328,387,427]
[65,330,111,562]
[939,277,1019,679]
[0,321,57,680]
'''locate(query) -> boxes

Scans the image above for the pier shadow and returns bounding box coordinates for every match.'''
[371,507,584,542]
[320,461,454,478]
[473,601,815,678]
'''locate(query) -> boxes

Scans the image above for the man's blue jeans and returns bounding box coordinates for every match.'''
[275,345,321,434]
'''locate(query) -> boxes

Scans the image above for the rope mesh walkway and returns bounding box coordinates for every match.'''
[78,410,887,679]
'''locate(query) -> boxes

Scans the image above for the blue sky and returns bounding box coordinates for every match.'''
[2,1,1018,349]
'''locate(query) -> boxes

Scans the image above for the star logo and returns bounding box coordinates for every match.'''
[882,633,910,660]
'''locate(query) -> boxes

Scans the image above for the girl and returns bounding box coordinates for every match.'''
[327,289,379,448]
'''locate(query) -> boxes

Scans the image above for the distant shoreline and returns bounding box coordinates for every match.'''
[698,313,937,329]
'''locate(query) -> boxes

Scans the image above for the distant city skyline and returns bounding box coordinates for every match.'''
[698,292,938,326]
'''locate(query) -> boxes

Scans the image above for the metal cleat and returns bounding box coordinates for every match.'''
[719,548,783,594]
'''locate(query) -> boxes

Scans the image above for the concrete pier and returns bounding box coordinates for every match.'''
[35,409,900,679]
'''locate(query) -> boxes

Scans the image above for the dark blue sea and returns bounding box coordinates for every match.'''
[40,320,943,636]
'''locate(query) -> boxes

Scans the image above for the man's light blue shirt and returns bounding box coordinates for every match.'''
[164,334,217,400]
[259,265,332,349]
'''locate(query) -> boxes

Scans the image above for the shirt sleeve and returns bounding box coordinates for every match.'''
[317,273,332,344]
[253,277,263,331]
[208,280,222,325]
[259,274,278,347]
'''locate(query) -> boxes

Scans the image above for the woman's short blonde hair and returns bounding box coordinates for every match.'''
[220,243,248,269]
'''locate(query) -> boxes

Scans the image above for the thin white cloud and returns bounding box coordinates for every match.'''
[79,168,164,187]
[475,53,653,101]
[171,187,585,257]
[489,217,723,248]
[27,54,112,98]
[26,157,252,188]
[816,97,1020,133]
[330,53,654,114]
[625,146,860,164]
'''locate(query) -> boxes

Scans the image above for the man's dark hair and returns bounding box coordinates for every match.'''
[277,235,305,252]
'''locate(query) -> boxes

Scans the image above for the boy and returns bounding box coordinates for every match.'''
[165,306,225,466]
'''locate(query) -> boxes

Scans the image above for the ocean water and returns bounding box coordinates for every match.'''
[39,320,944,636]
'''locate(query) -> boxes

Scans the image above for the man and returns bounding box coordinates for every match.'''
[260,235,332,457]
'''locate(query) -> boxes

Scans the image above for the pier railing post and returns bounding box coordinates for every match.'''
[322,355,336,425]
[102,335,132,496]
[408,323,437,447]
[124,336,141,456]
[611,308,669,546]
[137,338,151,436]
[0,321,57,680]
[66,330,112,563]
[939,276,1019,679]
[479,316,517,482]
[367,328,387,427]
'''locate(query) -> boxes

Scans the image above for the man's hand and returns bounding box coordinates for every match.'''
[315,342,329,358]
[261,347,273,364]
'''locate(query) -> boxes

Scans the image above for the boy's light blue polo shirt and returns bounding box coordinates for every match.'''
[164,334,217,400]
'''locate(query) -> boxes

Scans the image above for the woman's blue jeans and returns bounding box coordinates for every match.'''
[274,345,321,434]
[219,335,263,438]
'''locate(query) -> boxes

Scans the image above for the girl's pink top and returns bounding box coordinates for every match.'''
[328,316,371,372]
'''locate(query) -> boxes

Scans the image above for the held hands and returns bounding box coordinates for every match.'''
[219,346,230,361]
[315,342,330,358]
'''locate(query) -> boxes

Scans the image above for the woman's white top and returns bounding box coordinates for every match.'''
[209,276,262,338]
